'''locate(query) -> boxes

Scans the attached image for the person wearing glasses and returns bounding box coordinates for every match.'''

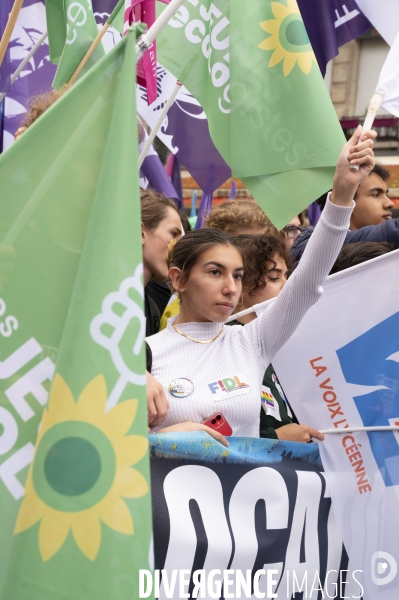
[282,215,307,250]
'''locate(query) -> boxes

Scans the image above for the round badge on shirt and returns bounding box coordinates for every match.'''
[168,378,194,398]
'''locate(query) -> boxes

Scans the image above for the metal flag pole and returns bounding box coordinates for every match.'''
[321,426,399,434]
[138,80,181,168]
[135,0,187,63]
[0,0,24,67]
[0,30,48,102]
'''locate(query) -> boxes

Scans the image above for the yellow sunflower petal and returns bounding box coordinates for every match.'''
[260,20,279,35]
[287,0,300,14]
[72,512,102,561]
[268,46,285,68]
[39,511,70,561]
[113,467,149,499]
[259,35,278,51]
[283,53,297,76]
[103,399,138,438]
[115,434,148,468]
[98,496,134,535]
[77,374,107,420]
[14,492,43,534]
[271,1,289,21]
[47,374,77,424]
[297,53,313,74]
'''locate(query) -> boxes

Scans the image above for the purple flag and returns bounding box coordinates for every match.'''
[165,152,183,204]
[137,66,232,196]
[0,0,14,93]
[194,192,213,230]
[297,0,371,76]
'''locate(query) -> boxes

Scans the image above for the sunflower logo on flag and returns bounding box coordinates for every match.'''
[14,374,148,561]
[259,0,316,76]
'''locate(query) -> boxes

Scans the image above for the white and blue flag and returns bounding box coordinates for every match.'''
[274,249,399,600]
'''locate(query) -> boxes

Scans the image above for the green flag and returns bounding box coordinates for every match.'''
[0,29,152,600]
[46,0,105,87]
[156,0,345,228]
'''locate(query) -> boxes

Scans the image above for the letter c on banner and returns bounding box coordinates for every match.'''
[228,468,289,573]
[186,19,206,43]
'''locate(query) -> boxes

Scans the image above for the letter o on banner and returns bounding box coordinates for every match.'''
[212,63,230,88]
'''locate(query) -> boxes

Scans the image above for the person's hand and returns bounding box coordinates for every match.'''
[146,371,169,428]
[331,126,377,206]
[157,421,229,447]
[275,423,324,443]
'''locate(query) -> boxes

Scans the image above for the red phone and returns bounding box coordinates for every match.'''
[203,412,233,436]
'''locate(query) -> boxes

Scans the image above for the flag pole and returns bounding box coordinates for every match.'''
[321,425,399,434]
[0,30,47,102]
[350,93,383,172]
[68,0,125,85]
[226,297,275,322]
[135,0,187,63]
[0,0,25,67]
[138,80,181,168]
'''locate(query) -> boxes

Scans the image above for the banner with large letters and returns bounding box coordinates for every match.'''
[273,249,399,600]
[148,432,364,600]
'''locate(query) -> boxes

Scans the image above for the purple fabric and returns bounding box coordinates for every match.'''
[307,201,322,226]
[165,152,183,205]
[163,99,231,196]
[0,0,13,93]
[194,191,213,230]
[141,154,181,208]
[297,0,371,76]
[229,180,236,200]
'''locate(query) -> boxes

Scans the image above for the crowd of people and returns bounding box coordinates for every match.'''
[16,92,397,446]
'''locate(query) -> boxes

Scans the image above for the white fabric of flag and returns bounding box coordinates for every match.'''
[356,0,399,45]
[376,30,399,117]
[273,249,399,600]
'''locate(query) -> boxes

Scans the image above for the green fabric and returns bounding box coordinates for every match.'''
[156,0,345,228]
[0,29,152,600]
[49,0,105,88]
[260,364,292,439]
[45,0,66,64]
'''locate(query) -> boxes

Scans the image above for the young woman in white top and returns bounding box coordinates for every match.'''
[147,127,376,445]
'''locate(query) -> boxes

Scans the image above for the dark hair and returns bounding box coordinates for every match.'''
[234,234,291,297]
[168,229,242,288]
[179,211,191,233]
[141,188,179,230]
[330,242,393,274]
[316,164,391,210]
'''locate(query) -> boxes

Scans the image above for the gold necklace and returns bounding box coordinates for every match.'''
[172,322,224,344]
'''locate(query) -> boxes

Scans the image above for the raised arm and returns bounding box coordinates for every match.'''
[250,126,376,363]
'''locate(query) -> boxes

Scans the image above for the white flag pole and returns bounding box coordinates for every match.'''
[350,93,383,172]
[0,31,48,103]
[135,0,187,63]
[226,297,275,323]
[138,80,181,168]
[321,426,399,434]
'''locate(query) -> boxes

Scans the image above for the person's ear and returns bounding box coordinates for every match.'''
[141,222,145,245]
[169,267,185,294]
